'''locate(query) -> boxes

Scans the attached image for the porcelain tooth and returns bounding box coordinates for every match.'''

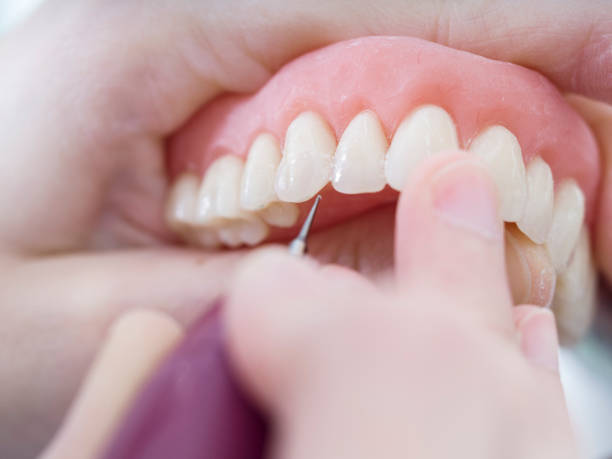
[385,105,458,191]
[240,133,281,210]
[275,111,336,202]
[469,125,527,222]
[332,110,387,194]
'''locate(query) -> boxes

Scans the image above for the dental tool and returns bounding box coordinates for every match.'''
[288,195,321,256]
[102,197,323,459]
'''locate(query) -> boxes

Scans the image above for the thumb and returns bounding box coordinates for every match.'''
[394,152,513,328]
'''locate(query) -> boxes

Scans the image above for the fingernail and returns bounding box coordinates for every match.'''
[518,308,559,372]
[432,161,501,240]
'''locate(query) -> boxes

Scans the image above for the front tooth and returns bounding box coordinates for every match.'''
[552,227,597,344]
[517,157,554,244]
[217,217,269,247]
[195,155,244,224]
[331,110,387,194]
[468,126,527,222]
[546,179,585,272]
[385,105,458,191]
[275,112,336,202]
[166,173,199,231]
[259,202,300,228]
[240,133,281,210]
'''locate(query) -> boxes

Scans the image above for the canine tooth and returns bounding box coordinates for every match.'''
[259,202,300,228]
[275,111,336,202]
[195,155,244,224]
[240,133,281,210]
[332,110,387,194]
[517,157,554,244]
[552,227,597,344]
[505,225,556,308]
[385,105,458,191]
[468,126,527,222]
[546,179,585,272]
[166,173,199,230]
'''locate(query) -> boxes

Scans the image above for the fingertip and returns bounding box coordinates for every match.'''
[514,305,560,373]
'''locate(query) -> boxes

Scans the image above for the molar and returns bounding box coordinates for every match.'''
[240,133,281,211]
[331,110,387,194]
[195,155,244,224]
[546,179,585,272]
[552,227,596,344]
[166,173,199,230]
[385,105,458,191]
[517,157,554,244]
[275,111,336,202]
[468,126,527,222]
[259,201,300,228]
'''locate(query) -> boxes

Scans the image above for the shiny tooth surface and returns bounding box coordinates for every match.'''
[546,179,585,272]
[468,125,527,222]
[275,111,336,202]
[259,201,300,228]
[240,133,281,210]
[385,105,458,191]
[505,225,556,308]
[195,155,244,224]
[166,173,199,230]
[217,224,242,248]
[552,227,597,344]
[332,110,387,194]
[217,217,269,247]
[517,157,554,244]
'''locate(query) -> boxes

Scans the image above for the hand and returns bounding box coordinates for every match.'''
[1,0,610,457]
[226,155,579,459]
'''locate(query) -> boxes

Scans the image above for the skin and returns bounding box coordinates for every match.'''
[0,0,611,457]
[226,155,578,458]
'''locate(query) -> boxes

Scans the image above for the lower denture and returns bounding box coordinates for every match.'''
[166,36,600,342]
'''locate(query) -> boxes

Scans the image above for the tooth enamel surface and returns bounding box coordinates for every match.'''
[195,155,244,224]
[217,217,269,247]
[552,227,596,344]
[259,201,300,228]
[468,126,527,222]
[385,105,458,191]
[517,157,554,244]
[546,179,585,272]
[240,133,281,210]
[331,110,387,194]
[166,173,199,230]
[275,111,336,202]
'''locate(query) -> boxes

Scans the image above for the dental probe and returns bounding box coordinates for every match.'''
[288,195,322,256]
[101,197,324,459]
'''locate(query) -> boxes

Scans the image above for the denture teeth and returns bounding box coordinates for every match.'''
[166,173,199,231]
[517,157,554,244]
[275,111,336,203]
[468,125,527,222]
[385,105,458,191]
[505,224,556,308]
[552,227,597,344]
[259,201,300,228]
[240,133,281,210]
[546,179,585,272]
[195,155,244,224]
[332,110,387,194]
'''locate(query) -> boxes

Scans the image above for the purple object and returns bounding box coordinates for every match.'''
[100,301,268,459]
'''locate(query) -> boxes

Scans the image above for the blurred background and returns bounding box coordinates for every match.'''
[1,0,612,457]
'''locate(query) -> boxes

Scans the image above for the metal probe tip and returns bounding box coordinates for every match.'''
[288,195,322,256]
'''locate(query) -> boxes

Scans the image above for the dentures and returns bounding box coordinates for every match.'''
[166,36,600,342]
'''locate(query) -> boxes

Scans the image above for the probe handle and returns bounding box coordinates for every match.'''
[100,302,267,459]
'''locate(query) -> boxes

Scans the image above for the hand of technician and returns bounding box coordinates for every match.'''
[1,0,611,457]
[225,154,579,459]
